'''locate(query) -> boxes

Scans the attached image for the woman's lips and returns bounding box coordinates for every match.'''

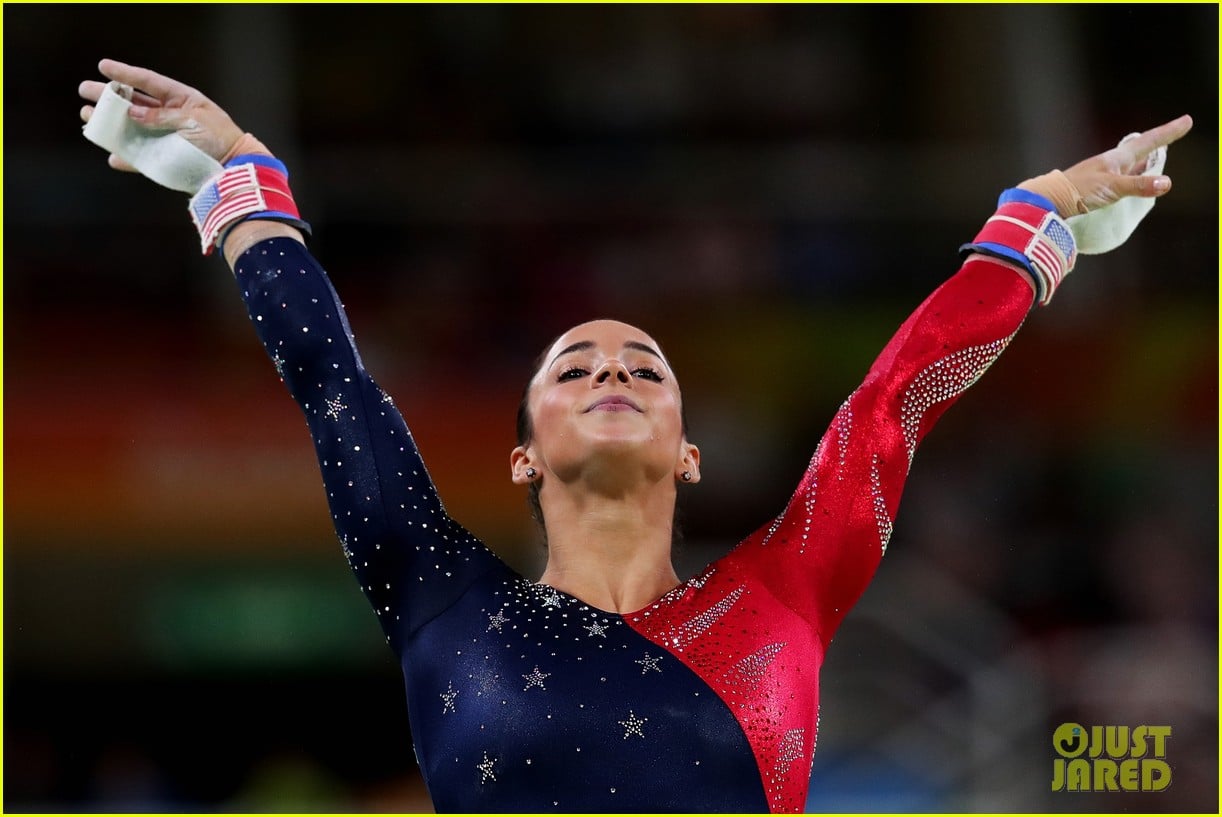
[586,395,642,412]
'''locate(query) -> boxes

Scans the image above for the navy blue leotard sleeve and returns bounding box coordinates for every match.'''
[231,237,508,654]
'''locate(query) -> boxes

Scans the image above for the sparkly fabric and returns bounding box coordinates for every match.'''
[233,238,1034,812]
[624,258,1030,810]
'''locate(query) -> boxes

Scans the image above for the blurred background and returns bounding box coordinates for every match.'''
[3,4,1217,812]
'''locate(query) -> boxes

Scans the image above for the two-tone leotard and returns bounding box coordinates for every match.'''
[232,233,1034,812]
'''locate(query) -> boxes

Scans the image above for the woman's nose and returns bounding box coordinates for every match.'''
[594,359,631,385]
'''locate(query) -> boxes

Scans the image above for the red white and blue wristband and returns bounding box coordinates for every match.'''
[188,154,311,255]
[960,188,1078,306]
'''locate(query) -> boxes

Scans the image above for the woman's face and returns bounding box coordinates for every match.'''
[512,319,698,487]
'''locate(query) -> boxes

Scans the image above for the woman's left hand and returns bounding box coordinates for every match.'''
[1062,114,1193,210]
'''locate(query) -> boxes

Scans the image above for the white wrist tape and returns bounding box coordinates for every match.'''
[1066,133,1168,255]
[82,81,223,194]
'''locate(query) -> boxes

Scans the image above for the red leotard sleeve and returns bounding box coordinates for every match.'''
[729,256,1035,649]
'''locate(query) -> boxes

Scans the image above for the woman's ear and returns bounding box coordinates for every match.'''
[510,446,536,484]
[677,441,701,484]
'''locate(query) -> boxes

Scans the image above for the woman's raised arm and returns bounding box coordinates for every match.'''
[78,59,510,654]
[726,115,1193,647]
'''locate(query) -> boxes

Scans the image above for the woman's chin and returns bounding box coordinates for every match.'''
[568,429,675,470]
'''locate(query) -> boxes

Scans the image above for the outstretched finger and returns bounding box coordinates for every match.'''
[80,78,164,108]
[78,79,106,103]
[129,88,163,107]
[1111,171,1171,200]
[98,58,193,103]
[107,153,139,173]
[1124,114,1194,161]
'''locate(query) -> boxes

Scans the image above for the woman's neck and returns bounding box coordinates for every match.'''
[536,487,680,614]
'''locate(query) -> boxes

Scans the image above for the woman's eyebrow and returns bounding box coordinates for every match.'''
[622,340,663,360]
[548,340,595,368]
[549,339,663,369]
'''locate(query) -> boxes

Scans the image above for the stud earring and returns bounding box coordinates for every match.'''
[681,471,692,482]
[526,467,538,479]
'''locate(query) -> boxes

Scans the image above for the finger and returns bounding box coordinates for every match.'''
[1111,172,1172,199]
[1123,114,1194,160]
[130,88,163,107]
[107,153,139,173]
[80,78,165,111]
[128,102,196,131]
[97,58,194,102]
[80,103,94,123]
[78,79,106,103]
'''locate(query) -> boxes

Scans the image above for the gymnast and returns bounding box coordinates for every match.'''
[79,58,1191,812]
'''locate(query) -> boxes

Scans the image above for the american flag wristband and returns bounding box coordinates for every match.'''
[959,188,1078,306]
[188,155,310,255]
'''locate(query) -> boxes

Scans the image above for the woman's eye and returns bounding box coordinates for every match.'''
[633,368,663,382]
[558,368,588,382]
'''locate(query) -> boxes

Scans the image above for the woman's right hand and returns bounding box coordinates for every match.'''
[80,58,300,263]
[78,58,245,172]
